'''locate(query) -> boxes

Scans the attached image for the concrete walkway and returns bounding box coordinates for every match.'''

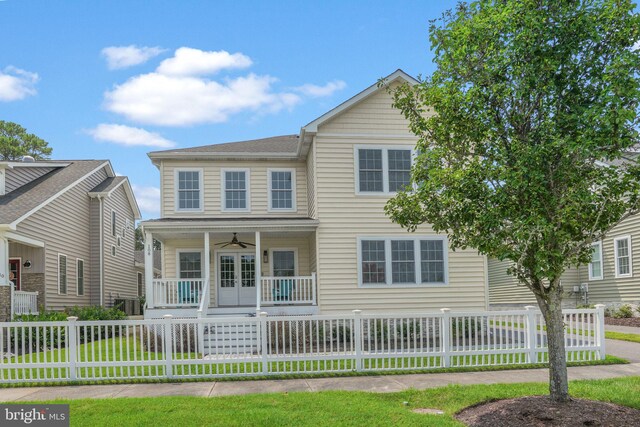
[0,363,638,402]
[605,323,640,335]
[0,331,637,402]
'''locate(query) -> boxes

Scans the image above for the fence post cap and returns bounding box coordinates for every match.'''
[352,309,362,315]
[259,311,268,317]
[524,305,537,310]
[163,314,173,319]
[66,316,78,321]
[594,304,606,309]
[440,308,451,313]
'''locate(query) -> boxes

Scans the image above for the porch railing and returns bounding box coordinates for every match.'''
[260,273,316,306]
[152,279,205,307]
[12,290,39,316]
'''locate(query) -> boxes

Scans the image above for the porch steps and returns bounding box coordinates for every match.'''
[202,322,258,355]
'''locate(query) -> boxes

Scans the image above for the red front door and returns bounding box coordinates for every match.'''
[9,259,20,290]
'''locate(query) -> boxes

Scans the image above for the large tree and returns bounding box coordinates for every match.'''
[384,0,640,402]
[0,121,52,160]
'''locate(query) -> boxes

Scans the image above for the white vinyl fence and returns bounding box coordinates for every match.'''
[0,306,606,383]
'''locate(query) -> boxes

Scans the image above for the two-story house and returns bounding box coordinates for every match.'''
[141,70,489,318]
[0,159,141,321]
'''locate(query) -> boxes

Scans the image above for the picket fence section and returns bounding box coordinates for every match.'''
[0,306,606,383]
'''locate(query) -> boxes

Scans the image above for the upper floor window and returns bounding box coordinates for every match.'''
[268,169,296,211]
[359,236,447,287]
[222,169,250,211]
[589,241,603,280]
[614,236,632,278]
[176,169,203,212]
[355,146,412,194]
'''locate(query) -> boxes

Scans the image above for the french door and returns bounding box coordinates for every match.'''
[217,252,256,306]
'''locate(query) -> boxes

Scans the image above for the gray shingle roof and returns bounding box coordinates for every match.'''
[89,176,127,194]
[0,160,107,224]
[149,134,299,156]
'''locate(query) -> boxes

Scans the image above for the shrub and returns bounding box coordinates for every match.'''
[612,304,634,319]
[65,306,127,321]
[395,319,419,341]
[451,317,480,339]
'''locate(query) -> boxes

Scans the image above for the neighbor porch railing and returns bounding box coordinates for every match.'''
[260,273,316,306]
[152,279,205,307]
[12,290,39,316]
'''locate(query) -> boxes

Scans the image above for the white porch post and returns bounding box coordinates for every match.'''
[255,231,261,311]
[0,234,9,286]
[203,231,210,307]
[144,231,154,309]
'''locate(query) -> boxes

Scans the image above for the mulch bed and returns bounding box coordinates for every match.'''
[604,317,640,328]
[455,396,640,427]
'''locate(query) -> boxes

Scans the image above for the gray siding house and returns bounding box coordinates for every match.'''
[0,159,141,320]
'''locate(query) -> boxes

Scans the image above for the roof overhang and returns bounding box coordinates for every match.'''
[148,151,301,167]
[88,177,142,220]
[141,218,319,234]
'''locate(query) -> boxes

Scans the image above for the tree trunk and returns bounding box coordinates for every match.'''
[535,284,570,402]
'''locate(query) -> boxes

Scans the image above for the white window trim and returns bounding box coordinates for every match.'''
[354,145,415,196]
[588,241,604,281]
[357,236,449,288]
[614,235,633,279]
[76,258,85,296]
[111,210,117,237]
[174,168,204,213]
[267,168,297,212]
[176,249,205,279]
[58,253,67,295]
[221,168,251,212]
[269,248,298,276]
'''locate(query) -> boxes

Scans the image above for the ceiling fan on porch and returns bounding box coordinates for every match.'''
[214,233,256,249]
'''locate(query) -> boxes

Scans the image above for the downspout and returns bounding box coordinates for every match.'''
[99,196,104,307]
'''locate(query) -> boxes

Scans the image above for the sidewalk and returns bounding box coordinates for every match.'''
[0,362,638,402]
[605,323,640,335]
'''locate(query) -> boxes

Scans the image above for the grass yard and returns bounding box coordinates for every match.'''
[605,331,640,343]
[26,376,640,426]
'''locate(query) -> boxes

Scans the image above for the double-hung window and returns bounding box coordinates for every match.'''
[222,169,250,211]
[359,237,447,286]
[178,251,202,279]
[356,146,412,194]
[176,169,203,211]
[269,169,296,211]
[58,254,67,295]
[589,241,603,280]
[614,236,633,278]
[272,250,296,277]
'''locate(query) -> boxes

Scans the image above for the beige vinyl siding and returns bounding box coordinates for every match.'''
[162,234,314,307]
[161,160,308,218]
[306,140,317,218]
[102,185,137,306]
[5,167,56,193]
[488,258,582,305]
[313,87,487,314]
[577,215,640,302]
[9,243,44,274]
[15,168,108,310]
[89,198,102,305]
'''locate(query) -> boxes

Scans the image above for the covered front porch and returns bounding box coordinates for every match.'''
[141,218,319,318]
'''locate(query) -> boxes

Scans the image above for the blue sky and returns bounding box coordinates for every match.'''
[0,0,457,219]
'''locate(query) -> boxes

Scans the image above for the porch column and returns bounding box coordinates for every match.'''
[255,231,261,310]
[203,231,210,308]
[144,231,154,308]
[0,234,9,286]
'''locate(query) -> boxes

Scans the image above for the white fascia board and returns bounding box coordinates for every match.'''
[302,69,418,133]
[10,161,110,228]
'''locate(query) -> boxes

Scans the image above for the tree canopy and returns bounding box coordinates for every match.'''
[0,121,52,160]
[384,0,640,402]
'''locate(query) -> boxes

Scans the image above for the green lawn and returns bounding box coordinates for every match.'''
[606,331,640,343]
[24,376,640,427]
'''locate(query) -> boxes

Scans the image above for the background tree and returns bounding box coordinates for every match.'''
[135,226,161,251]
[384,0,640,402]
[0,121,52,160]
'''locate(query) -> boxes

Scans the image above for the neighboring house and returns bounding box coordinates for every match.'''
[141,70,489,318]
[489,152,640,309]
[0,159,141,321]
[134,249,162,297]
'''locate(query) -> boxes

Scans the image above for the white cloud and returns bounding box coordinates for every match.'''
[87,123,176,148]
[132,184,160,217]
[156,47,252,76]
[104,72,300,126]
[101,45,165,70]
[0,66,39,102]
[293,80,346,97]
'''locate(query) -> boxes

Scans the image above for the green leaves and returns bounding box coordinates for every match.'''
[385,0,640,285]
[0,120,52,160]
